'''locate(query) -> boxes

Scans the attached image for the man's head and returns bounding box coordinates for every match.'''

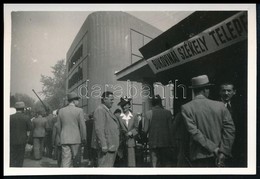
[190,75,214,98]
[14,101,25,112]
[151,94,163,107]
[219,82,236,103]
[101,91,114,109]
[67,92,80,106]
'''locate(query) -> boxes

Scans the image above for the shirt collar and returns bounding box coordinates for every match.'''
[69,103,75,107]
[194,94,206,99]
[120,111,133,119]
[220,98,231,106]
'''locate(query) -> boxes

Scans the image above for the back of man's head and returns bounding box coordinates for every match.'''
[151,94,163,107]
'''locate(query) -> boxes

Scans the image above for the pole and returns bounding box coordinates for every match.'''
[32,89,49,113]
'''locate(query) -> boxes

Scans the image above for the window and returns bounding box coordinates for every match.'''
[130,29,153,64]
[68,44,83,72]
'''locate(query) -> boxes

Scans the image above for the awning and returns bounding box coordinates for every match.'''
[116,11,247,85]
[139,11,240,60]
[145,11,247,74]
[115,58,156,82]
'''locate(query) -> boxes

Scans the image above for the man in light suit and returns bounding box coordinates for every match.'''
[91,91,120,167]
[32,110,47,160]
[57,92,86,167]
[181,75,235,167]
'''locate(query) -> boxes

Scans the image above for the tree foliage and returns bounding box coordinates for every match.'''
[10,93,35,108]
[40,59,66,111]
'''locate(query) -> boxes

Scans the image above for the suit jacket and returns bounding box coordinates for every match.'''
[144,106,173,148]
[118,112,139,147]
[10,112,32,145]
[57,104,86,144]
[181,95,235,161]
[91,104,120,152]
[32,116,47,137]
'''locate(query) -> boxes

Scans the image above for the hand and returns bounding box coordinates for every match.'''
[215,153,226,167]
[102,146,108,153]
[127,131,133,138]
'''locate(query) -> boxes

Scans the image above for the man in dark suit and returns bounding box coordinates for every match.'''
[10,101,32,167]
[144,94,173,167]
[181,75,235,167]
[91,91,120,167]
[57,92,86,167]
[219,82,247,167]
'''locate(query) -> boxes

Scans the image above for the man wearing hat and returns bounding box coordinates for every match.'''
[57,92,86,167]
[117,96,139,167]
[91,91,120,167]
[10,101,32,167]
[144,94,173,167]
[181,75,235,167]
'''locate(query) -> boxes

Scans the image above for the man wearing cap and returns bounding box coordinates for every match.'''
[57,92,86,167]
[91,91,120,167]
[10,101,32,167]
[181,75,235,167]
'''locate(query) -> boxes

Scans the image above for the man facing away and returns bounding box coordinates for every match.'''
[10,101,32,167]
[57,92,86,167]
[32,110,47,160]
[91,91,120,167]
[181,75,235,167]
[144,94,173,167]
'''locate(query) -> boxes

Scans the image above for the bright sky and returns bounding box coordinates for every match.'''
[5,4,251,100]
[6,6,194,100]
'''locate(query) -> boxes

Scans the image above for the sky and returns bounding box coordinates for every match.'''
[5,4,252,100]
[6,5,194,100]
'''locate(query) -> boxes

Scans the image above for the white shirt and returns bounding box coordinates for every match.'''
[120,111,133,127]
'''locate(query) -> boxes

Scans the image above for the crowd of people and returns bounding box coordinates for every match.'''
[10,74,246,168]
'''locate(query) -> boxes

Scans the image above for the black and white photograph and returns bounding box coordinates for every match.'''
[4,3,257,176]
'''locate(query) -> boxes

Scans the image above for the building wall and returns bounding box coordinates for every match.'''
[66,12,162,115]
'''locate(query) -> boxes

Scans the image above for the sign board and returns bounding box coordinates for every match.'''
[146,11,247,74]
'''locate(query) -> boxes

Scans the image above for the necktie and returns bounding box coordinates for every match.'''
[226,103,232,116]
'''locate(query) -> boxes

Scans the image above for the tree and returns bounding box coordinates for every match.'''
[40,59,66,110]
[10,93,35,108]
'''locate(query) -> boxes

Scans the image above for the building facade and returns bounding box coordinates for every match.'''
[66,12,162,114]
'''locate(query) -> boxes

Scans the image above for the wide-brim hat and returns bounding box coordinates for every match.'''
[67,92,80,101]
[189,75,214,89]
[15,101,25,109]
[118,96,132,107]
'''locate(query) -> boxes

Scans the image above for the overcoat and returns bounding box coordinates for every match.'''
[181,95,235,161]
[91,104,120,152]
